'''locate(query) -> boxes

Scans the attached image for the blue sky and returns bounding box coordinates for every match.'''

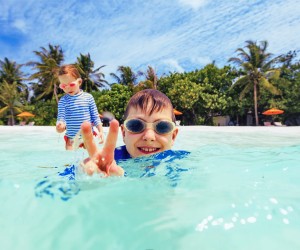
[1,0,300,84]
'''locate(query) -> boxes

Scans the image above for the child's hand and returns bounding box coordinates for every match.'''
[80,120,124,177]
[98,131,105,144]
[56,122,66,133]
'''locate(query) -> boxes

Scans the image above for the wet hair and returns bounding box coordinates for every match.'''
[124,89,175,122]
[58,65,80,79]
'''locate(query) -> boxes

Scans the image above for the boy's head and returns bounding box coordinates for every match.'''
[58,65,82,96]
[121,89,178,158]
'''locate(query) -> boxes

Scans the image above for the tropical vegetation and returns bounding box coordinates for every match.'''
[74,53,109,92]
[228,41,281,126]
[1,40,299,126]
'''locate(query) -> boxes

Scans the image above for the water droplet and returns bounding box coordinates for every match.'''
[245,203,249,207]
[280,208,288,215]
[264,206,269,210]
[224,223,234,230]
[218,218,223,223]
[207,216,213,221]
[14,184,20,188]
[240,219,246,224]
[267,214,272,220]
[287,206,293,212]
[231,204,235,208]
[247,217,256,223]
[283,218,289,224]
[269,198,278,204]
[234,213,239,217]
[232,217,237,222]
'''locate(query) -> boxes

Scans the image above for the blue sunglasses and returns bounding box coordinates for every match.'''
[124,119,176,135]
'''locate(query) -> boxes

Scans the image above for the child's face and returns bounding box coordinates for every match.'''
[58,74,82,96]
[121,103,179,158]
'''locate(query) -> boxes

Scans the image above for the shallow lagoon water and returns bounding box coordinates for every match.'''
[1,126,300,250]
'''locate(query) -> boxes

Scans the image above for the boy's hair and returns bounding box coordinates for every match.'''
[58,65,81,79]
[124,89,176,122]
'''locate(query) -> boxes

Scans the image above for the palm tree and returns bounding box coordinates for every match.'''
[74,53,108,92]
[0,81,23,126]
[0,57,28,91]
[228,40,281,126]
[110,66,138,91]
[137,66,165,90]
[26,44,64,104]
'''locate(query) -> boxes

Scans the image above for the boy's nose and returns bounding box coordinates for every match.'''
[142,128,156,142]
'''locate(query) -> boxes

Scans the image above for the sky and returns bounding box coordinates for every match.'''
[1,0,300,84]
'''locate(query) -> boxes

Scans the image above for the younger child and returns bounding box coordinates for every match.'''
[56,65,104,150]
[80,89,182,177]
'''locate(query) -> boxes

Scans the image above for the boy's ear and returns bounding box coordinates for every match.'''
[120,124,126,143]
[171,127,179,146]
[78,79,82,85]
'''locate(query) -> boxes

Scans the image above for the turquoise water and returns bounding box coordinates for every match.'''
[1,129,300,249]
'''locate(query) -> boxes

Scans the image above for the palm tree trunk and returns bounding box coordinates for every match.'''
[10,108,15,126]
[254,81,258,126]
[154,76,157,90]
[53,83,59,104]
[191,108,197,125]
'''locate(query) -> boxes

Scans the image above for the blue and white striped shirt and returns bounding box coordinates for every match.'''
[57,90,101,139]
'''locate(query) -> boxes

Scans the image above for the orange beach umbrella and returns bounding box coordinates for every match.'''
[173,109,182,115]
[263,108,284,115]
[17,111,35,117]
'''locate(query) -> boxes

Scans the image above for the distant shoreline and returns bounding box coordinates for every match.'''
[1,125,299,135]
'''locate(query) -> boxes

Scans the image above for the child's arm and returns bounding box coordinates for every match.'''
[89,95,104,144]
[96,123,104,144]
[56,97,66,133]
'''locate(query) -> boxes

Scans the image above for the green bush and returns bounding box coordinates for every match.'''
[33,99,58,125]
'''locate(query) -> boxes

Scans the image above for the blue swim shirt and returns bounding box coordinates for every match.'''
[57,90,101,139]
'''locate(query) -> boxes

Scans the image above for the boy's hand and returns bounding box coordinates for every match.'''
[81,120,124,177]
[97,131,105,144]
[56,122,66,133]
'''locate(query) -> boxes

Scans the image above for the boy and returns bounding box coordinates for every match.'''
[80,89,180,177]
[56,65,104,150]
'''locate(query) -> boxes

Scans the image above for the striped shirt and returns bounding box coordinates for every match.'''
[57,90,101,139]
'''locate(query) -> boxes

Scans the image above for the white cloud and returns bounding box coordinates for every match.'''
[163,59,184,73]
[178,0,208,9]
[191,56,212,65]
[12,19,27,33]
[1,0,300,84]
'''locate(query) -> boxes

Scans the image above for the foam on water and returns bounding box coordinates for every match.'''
[1,128,300,249]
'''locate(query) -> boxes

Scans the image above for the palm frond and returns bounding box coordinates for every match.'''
[230,75,250,89]
[259,77,281,95]
[239,81,254,100]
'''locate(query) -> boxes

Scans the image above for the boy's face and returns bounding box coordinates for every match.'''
[121,103,179,158]
[58,74,82,96]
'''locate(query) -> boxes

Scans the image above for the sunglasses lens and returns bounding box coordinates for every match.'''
[126,119,144,133]
[59,84,66,89]
[69,83,76,87]
[155,121,173,134]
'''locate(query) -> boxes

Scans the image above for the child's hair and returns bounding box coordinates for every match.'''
[58,65,81,79]
[124,89,176,122]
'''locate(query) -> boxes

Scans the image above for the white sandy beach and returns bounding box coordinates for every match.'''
[0,125,300,135]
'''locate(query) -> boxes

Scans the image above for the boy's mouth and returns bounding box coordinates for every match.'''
[137,147,160,154]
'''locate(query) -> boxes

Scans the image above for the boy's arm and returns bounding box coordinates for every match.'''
[89,95,104,143]
[56,97,66,133]
[96,123,104,144]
